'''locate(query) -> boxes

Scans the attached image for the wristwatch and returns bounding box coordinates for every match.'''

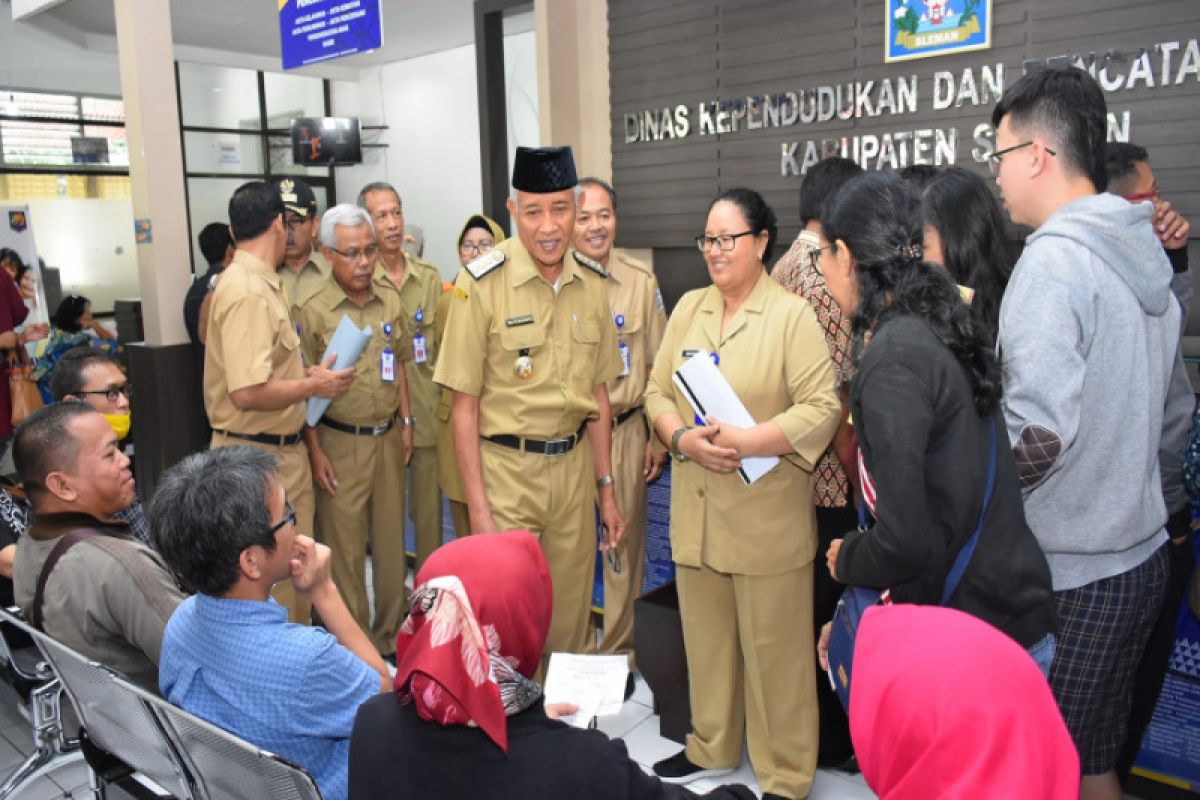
[402,416,417,426]
[670,426,691,462]
[596,474,615,489]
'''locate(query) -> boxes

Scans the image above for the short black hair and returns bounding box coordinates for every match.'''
[228,181,284,241]
[52,294,89,333]
[800,157,864,226]
[898,163,940,190]
[48,345,123,402]
[578,177,618,212]
[198,222,233,266]
[991,66,1108,192]
[1104,142,1150,195]
[13,401,97,503]
[148,446,278,596]
[709,187,779,263]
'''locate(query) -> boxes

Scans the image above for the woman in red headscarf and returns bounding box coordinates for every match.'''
[850,604,1080,800]
[348,530,754,800]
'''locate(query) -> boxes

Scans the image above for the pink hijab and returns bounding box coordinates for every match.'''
[850,605,1080,799]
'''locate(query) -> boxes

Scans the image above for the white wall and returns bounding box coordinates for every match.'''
[0,17,121,96]
[29,198,139,312]
[330,27,539,279]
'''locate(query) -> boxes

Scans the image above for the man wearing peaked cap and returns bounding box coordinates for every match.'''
[434,146,627,668]
[273,177,330,312]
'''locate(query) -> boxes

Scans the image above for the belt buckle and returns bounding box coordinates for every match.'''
[543,435,572,457]
[371,422,388,436]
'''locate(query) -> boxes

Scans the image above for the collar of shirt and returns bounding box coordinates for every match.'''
[797,229,821,248]
[193,594,288,626]
[232,249,282,290]
[317,274,384,311]
[508,240,582,290]
[698,268,773,344]
[29,510,130,541]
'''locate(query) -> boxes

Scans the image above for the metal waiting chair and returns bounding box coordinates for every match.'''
[20,619,195,799]
[124,674,324,800]
[0,607,85,799]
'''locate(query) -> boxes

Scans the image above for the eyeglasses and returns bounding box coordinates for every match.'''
[459,240,495,255]
[807,243,836,272]
[695,230,756,253]
[268,499,296,537]
[1124,189,1159,203]
[77,383,132,403]
[328,244,380,262]
[988,141,1057,175]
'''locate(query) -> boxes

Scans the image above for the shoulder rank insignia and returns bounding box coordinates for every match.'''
[573,251,607,278]
[465,248,506,280]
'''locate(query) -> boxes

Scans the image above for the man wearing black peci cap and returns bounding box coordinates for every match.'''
[434,147,627,666]
[272,177,331,312]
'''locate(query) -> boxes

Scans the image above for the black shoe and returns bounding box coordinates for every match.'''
[624,672,636,701]
[652,750,734,784]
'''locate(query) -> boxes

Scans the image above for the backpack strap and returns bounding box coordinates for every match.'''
[30,528,96,631]
[939,419,998,606]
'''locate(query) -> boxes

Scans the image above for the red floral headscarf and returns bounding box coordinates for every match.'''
[850,605,1079,799]
[393,530,551,753]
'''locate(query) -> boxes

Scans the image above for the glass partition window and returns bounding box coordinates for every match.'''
[183,132,264,175]
[264,71,325,130]
[178,63,262,130]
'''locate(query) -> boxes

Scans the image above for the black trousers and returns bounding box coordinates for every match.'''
[813,503,858,767]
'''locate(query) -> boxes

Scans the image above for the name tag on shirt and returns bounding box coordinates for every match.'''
[381,348,395,382]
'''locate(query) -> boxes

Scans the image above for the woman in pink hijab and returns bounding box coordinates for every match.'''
[851,604,1080,799]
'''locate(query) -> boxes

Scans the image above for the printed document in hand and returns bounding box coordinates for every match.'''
[305,314,372,427]
[673,350,779,485]
[543,653,629,729]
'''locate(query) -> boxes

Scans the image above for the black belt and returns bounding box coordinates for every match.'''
[319,412,398,437]
[614,406,643,427]
[214,428,304,447]
[483,422,588,457]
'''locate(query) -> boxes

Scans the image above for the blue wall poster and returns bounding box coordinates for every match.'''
[278,0,383,70]
[885,0,992,64]
[592,465,676,613]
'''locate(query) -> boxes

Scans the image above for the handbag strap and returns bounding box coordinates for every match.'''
[30,528,96,631]
[938,418,998,606]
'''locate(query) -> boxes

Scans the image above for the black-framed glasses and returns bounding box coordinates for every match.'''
[988,141,1056,175]
[459,240,495,255]
[807,243,836,272]
[77,383,132,403]
[695,230,756,253]
[328,244,380,262]
[268,499,296,537]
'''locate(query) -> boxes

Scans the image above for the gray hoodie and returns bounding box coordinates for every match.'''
[998,193,1191,591]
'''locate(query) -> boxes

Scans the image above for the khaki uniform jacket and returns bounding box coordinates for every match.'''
[380,253,442,448]
[434,238,623,438]
[644,271,841,575]
[14,511,184,692]
[294,272,411,425]
[606,251,668,416]
[433,289,464,502]
[278,249,331,313]
[204,249,306,436]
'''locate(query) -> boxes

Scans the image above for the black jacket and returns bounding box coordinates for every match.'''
[837,315,1056,649]
[349,694,754,800]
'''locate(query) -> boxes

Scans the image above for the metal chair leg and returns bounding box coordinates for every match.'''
[0,678,85,799]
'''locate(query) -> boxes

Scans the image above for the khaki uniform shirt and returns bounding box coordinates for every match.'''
[277,248,331,313]
[605,250,667,416]
[434,238,623,438]
[204,249,306,435]
[644,271,841,575]
[295,272,411,425]
[380,253,442,448]
[13,511,185,692]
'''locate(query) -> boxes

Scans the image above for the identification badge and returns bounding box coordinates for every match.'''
[413,332,428,364]
[381,348,395,382]
[295,323,305,366]
[618,341,631,377]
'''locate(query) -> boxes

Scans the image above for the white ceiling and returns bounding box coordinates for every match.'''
[23,0,523,73]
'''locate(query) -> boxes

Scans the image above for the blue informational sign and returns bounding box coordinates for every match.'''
[278,0,383,70]
[1132,534,1200,792]
[885,0,991,64]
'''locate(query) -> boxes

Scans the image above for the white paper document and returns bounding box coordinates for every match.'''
[543,653,629,729]
[305,314,372,427]
[672,350,779,485]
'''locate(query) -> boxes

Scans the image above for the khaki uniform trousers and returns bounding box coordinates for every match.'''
[482,437,595,662]
[676,560,818,800]
[210,432,314,625]
[448,500,471,539]
[599,415,648,662]
[408,445,443,569]
[315,423,408,656]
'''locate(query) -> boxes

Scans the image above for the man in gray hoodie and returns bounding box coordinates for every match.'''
[991,67,1192,800]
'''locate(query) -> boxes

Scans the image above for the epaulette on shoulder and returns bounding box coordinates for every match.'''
[573,251,607,278]
[465,248,506,280]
